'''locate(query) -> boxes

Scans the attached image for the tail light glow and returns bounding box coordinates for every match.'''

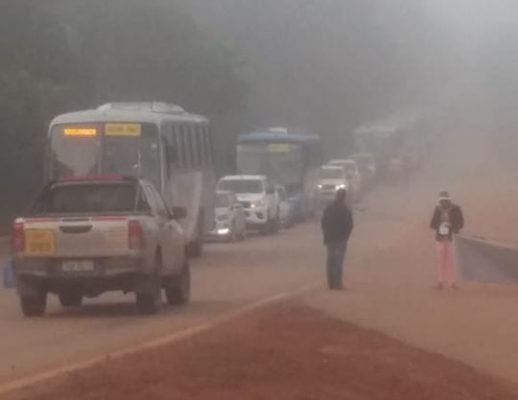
[128,220,145,250]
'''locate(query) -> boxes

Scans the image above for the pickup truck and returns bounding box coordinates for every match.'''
[11,176,190,316]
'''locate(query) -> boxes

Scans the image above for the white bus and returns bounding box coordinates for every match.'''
[47,102,215,257]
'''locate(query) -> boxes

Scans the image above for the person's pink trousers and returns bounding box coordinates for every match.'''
[437,240,456,286]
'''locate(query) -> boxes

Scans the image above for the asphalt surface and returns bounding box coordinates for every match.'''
[0,222,326,384]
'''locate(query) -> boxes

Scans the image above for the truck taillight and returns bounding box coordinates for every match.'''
[128,220,145,250]
[12,221,25,253]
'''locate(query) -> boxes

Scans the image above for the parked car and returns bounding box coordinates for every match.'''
[12,176,190,317]
[348,153,376,187]
[217,175,280,234]
[208,191,247,241]
[275,185,296,228]
[327,159,362,201]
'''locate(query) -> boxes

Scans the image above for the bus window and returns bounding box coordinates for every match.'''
[206,127,214,166]
[199,127,208,167]
[189,125,199,167]
[173,124,184,168]
[196,126,205,167]
[180,125,191,168]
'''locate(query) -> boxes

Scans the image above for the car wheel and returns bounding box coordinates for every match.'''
[58,291,83,307]
[20,291,47,317]
[165,262,191,306]
[136,274,161,315]
[270,213,280,234]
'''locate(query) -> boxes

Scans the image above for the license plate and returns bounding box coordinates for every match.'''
[62,260,95,272]
[25,230,56,257]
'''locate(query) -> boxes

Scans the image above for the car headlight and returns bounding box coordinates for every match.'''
[317,184,323,189]
[336,184,347,190]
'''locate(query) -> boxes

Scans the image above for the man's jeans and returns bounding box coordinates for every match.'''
[326,242,347,289]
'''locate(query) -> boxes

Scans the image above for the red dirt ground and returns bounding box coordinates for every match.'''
[5,304,518,400]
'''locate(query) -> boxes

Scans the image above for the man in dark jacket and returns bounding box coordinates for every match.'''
[430,191,464,289]
[321,189,354,290]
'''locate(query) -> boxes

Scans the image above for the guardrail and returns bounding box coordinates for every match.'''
[456,234,518,284]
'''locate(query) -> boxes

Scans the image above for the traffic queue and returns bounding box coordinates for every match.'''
[7,103,379,317]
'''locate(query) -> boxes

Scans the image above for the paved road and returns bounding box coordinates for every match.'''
[4,172,518,388]
[0,222,327,384]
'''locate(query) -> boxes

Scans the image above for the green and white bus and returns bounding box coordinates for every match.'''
[47,102,215,257]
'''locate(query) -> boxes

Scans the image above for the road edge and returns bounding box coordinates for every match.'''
[0,283,321,396]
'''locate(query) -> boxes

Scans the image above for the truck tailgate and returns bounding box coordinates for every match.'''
[22,217,130,258]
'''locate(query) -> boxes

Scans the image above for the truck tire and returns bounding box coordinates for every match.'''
[136,274,161,315]
[59,291,83,308]
[165,262,190,306]
[20,292,47,317]
[187,212,204,258]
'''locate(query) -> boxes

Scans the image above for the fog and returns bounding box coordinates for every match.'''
[173,0,518,167]
[2,0,518,225]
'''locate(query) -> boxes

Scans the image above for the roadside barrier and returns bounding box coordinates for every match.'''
[456,235,518,284]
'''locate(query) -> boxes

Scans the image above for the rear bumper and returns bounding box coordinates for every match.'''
[13,256,142,280]
[13,256,145,296]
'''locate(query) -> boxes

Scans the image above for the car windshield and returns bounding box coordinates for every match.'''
[215,193,231,207]
[320,168,344,180]
[36,182,137,214]
[218,179,263,194]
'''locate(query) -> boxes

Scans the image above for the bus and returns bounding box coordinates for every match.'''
[47,102,215,257]
[236,127,322,219]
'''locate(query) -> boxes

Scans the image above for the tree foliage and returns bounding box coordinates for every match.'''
[0,0,246,228]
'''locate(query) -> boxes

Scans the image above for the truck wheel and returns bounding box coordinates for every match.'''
[165,262,190,306]
[136,275,161,315]
[20,292,47,317]
[58,291,83,308]
[271,214,280,234]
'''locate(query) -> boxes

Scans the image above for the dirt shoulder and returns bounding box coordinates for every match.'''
[5,304,517,400]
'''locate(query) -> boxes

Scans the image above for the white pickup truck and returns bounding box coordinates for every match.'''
[11,176,190,316]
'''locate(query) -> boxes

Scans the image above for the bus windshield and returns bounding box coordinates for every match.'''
[236,143,304,188]
[50,125,101,177]
[49,123,162,189]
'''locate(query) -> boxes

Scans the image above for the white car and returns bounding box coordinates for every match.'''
[209,191,247,241]
[12,176,190,316]
[317,165,349,206]
[217,175,280,234]
[327,159,362,201]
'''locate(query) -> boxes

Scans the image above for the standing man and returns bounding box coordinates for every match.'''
[321,189,354,290]
[430,191,464,289]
